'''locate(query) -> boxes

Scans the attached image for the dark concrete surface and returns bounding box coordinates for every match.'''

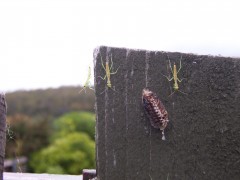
[0,94,7,180]
[94,46,240,180]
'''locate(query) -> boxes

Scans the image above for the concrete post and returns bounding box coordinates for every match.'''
[0,94,7,180]
[94,46,240,180]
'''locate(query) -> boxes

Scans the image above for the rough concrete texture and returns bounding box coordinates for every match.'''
[94,46,240,180]
[0,94,7,180]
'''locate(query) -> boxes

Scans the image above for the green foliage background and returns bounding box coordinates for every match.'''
[53,112,95,140]
[5,86,95,174]
[30,132,95,174]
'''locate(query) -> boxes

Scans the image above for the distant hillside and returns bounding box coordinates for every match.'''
[6,86,95,117]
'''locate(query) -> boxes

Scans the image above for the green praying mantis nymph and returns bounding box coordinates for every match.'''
[79,66,94,94]
[98,53,119,93]
[162,55,187,96]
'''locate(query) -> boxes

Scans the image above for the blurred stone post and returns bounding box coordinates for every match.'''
[94,46,240,180]
[0,94,7,180]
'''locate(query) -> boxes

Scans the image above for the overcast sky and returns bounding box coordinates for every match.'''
[1,0,240,92]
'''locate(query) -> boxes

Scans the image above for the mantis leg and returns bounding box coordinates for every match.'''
[168,90,176,97]
[100,53,106,71]
[177,89,187,95]
[167,55,174,76]
[100,86,118,94]
[109,86,119,93]
[177,55,182,74]
[177,78,185,82]
[89,87,95,91]
[110,66,120,74]
[79,87,86,94]
[109,54,120,74]
[98,75,106,80]
[161,73,173,81]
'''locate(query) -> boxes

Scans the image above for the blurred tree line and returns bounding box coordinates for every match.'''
[7,86,94,117]
[5,86,95,174]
